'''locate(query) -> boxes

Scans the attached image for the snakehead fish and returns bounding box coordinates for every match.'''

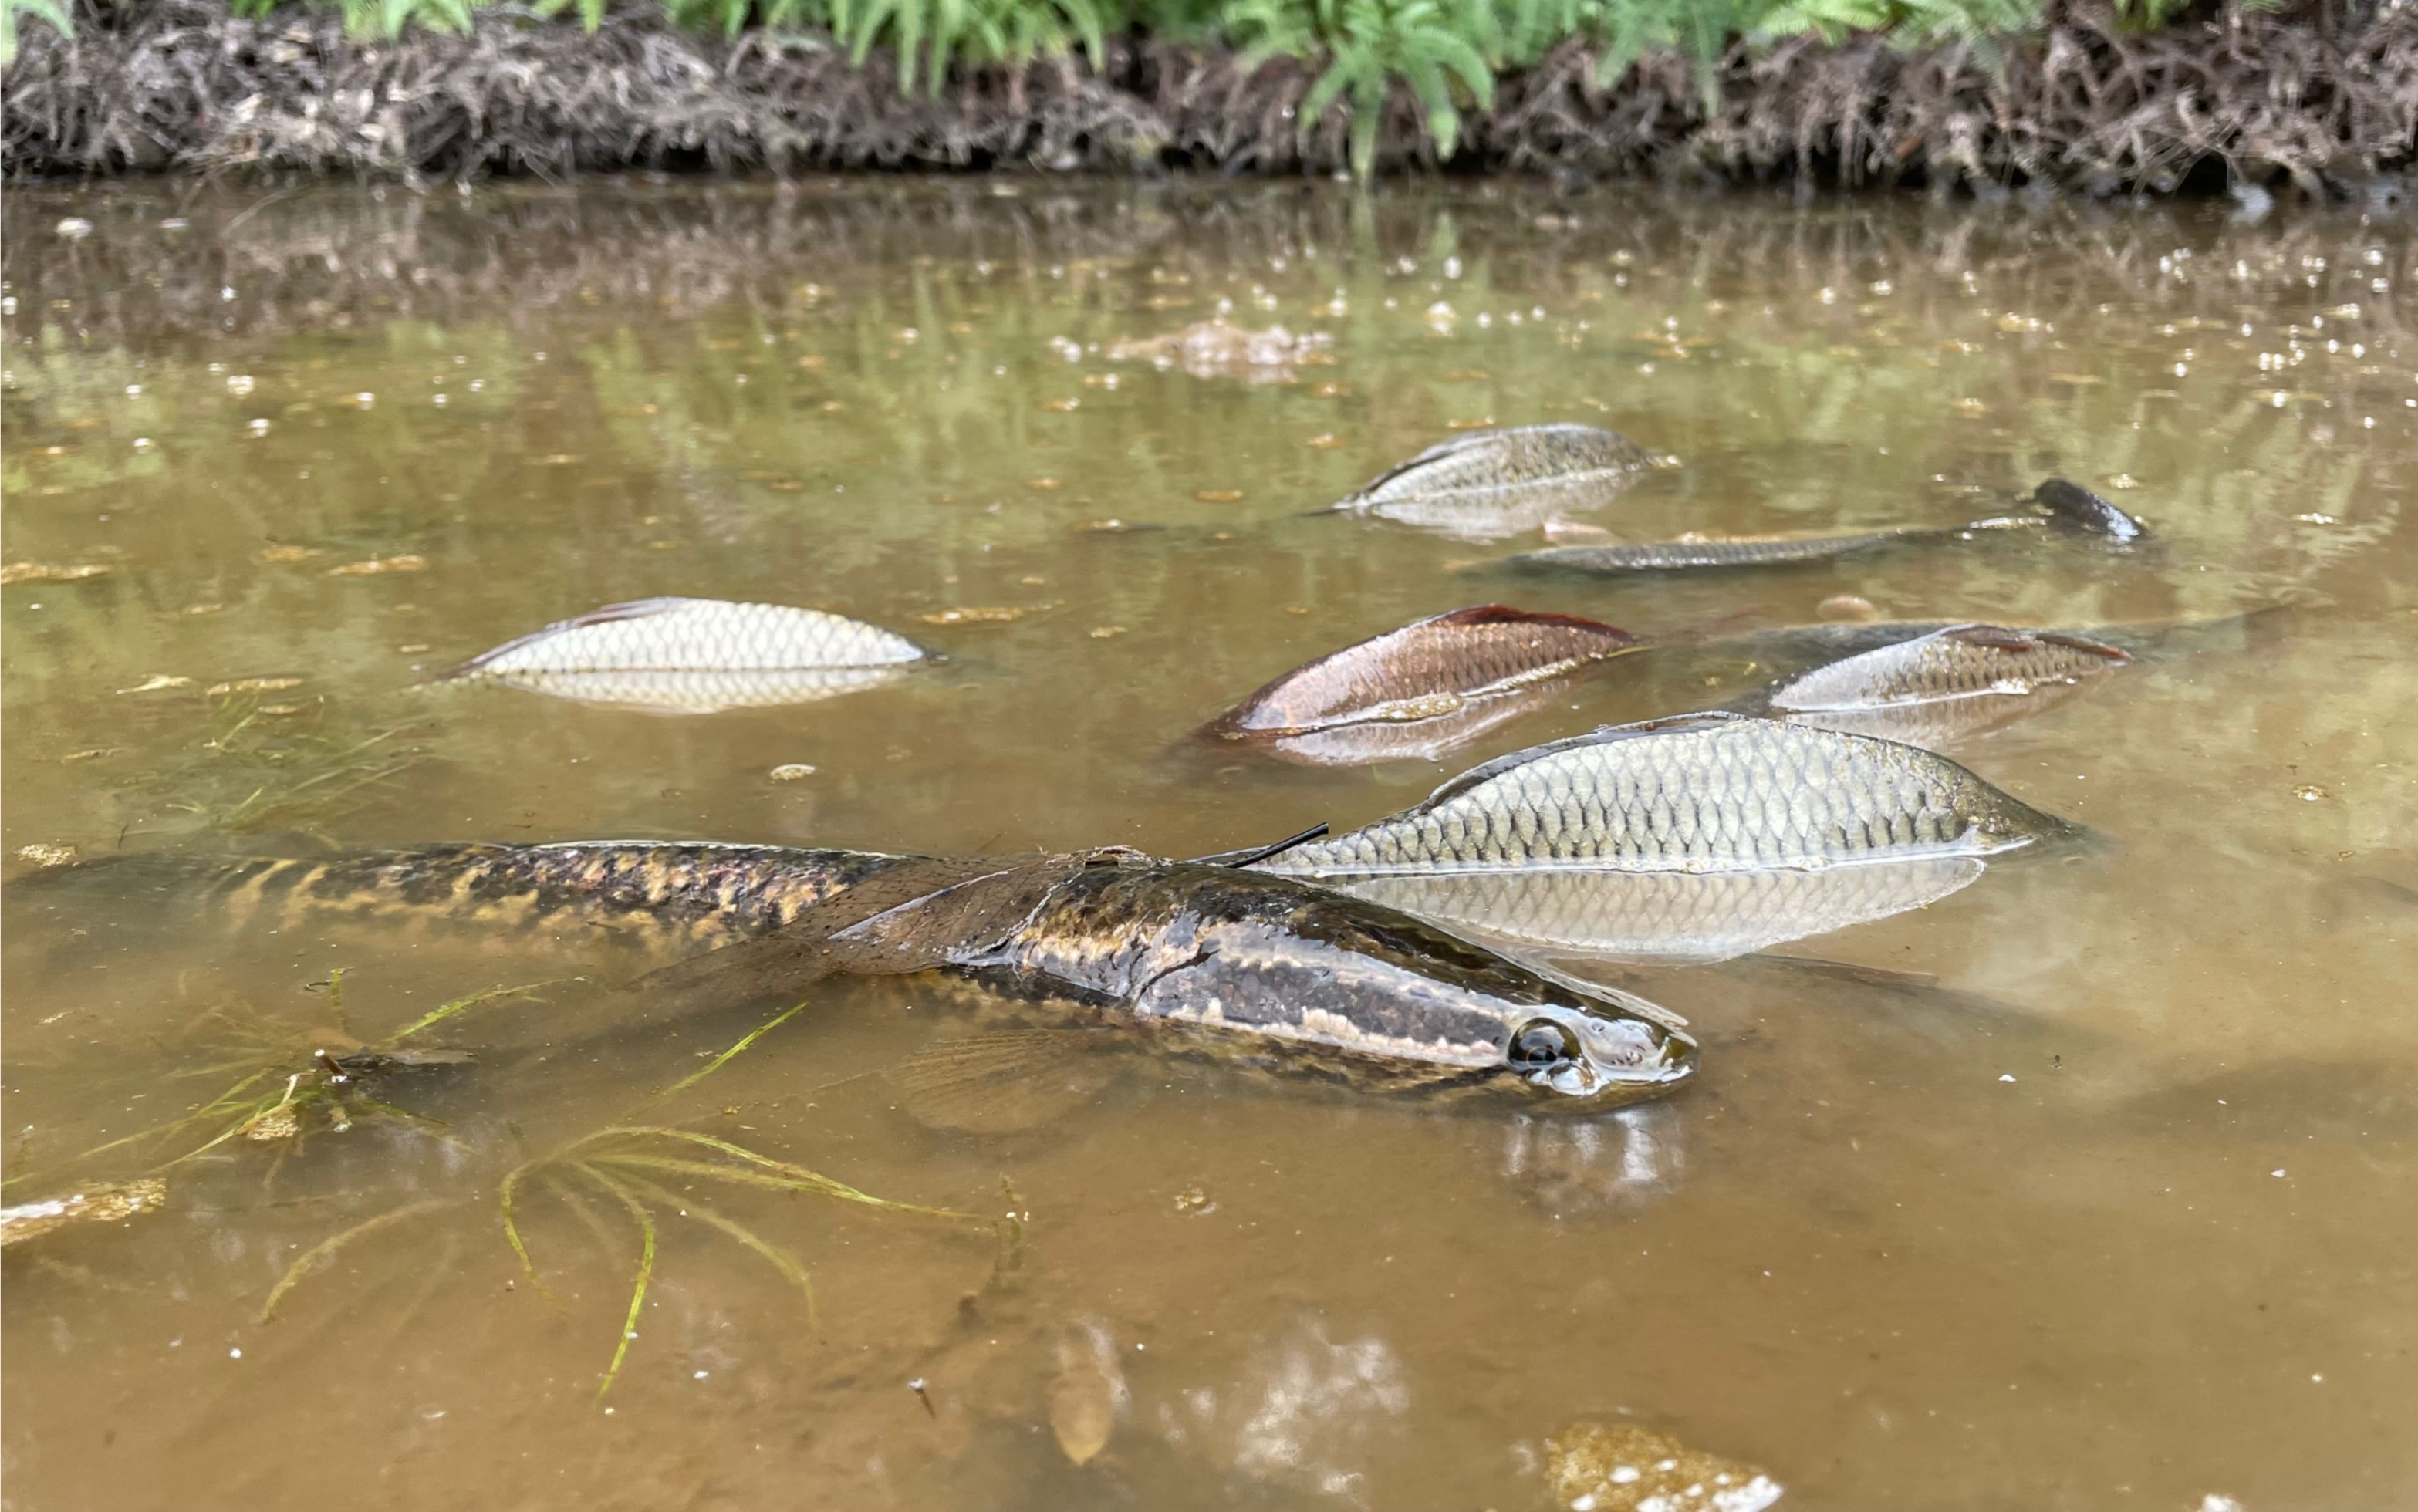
[21,843,1695,1109]
[1504,477,2145,575]
[12,842,920,955]
[444,597,926,713]
[1329,426,1662,542]
[1252,712,2082,878]
[1205,606,1643,766]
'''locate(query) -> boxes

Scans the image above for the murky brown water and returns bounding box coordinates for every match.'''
[4,178,2413,1512]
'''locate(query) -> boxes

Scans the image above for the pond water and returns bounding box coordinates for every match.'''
[3,178,2412,1511]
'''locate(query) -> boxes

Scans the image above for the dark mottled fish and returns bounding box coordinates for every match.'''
[1754,623,2130,746]
[1206,606,1641,767]
[24,843,1695,1109]
[445,597,926,713]
[14,842,923,954]
[1255,712,2082,877]
[1504,476,2146,575]
[2032,478,2148,544]
[1329,425,1661,542]
[1327,858,1984,964]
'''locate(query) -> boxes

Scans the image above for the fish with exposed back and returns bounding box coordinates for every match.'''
[1504,476,2146,575]
[1329,425,1662,542]
[1755,623,2131,746]
[1205,606,1643,766]
[444,597,927,713]
[24,843,1696,1109]
[1252,712,2082,877]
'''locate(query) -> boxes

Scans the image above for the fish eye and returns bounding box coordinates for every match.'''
[1508,1020,1578,1068]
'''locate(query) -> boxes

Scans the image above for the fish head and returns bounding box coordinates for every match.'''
[2033,478,2148,545]
[1072,866,1695,1109]
[1500,998,1697,1107]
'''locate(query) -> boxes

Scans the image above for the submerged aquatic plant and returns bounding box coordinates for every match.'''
[497,1004,995,1402]
[143,688,428,843]
[2,971,546,1196]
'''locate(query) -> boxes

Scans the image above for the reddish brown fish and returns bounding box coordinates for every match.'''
[1207,606,1642,761]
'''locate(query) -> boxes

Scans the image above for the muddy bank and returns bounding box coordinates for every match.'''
[3,1,2416,191]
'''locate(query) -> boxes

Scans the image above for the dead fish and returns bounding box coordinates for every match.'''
[650,851,1696,1109]
[444,597,925,713]
[1755,623,2131,745]
[1329,425,1660,542]
[1506,475,2146,575]
[30,844,1696,1110]
[1252,712,2083,877]
[1206,606,1643,767]
[13,842,923,957]
[1328,857,1984,964]
[1105,321,1331,379]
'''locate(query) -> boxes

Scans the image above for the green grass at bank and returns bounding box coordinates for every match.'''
[0,0,2277,177]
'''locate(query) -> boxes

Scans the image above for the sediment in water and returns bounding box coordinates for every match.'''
[4,0,2414,192]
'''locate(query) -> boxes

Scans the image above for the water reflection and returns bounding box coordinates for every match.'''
[3,176,2413,1512]
[1502,1103,1687,1215]
[1221,1316,1410,1497]
[1332,859,1987,962]
[1228,683,1570,764]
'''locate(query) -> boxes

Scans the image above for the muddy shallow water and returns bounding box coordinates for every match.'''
[3,178,2413,1511]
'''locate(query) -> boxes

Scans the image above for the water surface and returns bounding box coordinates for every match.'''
[4,177,2413,1511]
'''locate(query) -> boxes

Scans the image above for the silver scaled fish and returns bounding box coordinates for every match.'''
[1252,712,2083,877]
[1205,606,1642,766]
[1758,623,2130,746]
[1329,425,1662,542]
[444,597,926,713]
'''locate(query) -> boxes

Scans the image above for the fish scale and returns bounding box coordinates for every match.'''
[445,596,926,713]
[1329,425,1660,542]
[1255,714,2079,877]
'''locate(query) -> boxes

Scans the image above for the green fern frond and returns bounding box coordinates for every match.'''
[1,0,73,65]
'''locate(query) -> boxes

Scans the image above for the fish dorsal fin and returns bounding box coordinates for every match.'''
[1423,604,1635,641]
[1920,623,2133,665]
[1336,427,1517,504]
[1936,623,2039,653]
[614,855,1066,1026]
[2030,628,2132,664]
[1408,712,1749,816]
[830,853,1104,967]
[444,598,701,677]
[889,1028,1121,1133]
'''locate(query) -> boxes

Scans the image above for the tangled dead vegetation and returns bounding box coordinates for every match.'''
[5,1,2414,191]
